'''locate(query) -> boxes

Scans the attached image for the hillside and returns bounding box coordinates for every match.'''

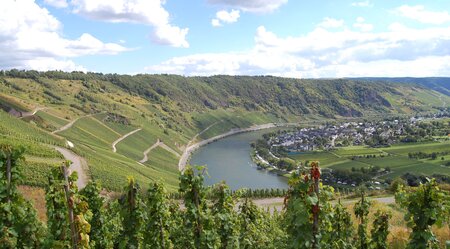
[354,77,450,96]
[0,70,449,191]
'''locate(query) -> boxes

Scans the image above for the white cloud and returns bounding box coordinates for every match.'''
[43,0,68,8]
[351,1,373,8]
[217,9,240,23]
[0,0,128,71]
[395,5,450,25]
[70,0,189,48]
[353,17,373,32]
[317,17,344,29]
[211,19,222,27]
[26,58,87,72]
[145,24,450,77]
[207,0,287,13]
[211,9,240,27]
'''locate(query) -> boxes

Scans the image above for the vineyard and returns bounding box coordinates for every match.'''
[1,145,449,248]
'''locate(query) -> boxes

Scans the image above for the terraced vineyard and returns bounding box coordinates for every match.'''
[1,71,449,191]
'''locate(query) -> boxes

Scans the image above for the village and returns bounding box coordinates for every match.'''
[269,112,449,152]
[251,110,450,189]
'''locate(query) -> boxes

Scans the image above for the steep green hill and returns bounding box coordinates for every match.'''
[0,70,449,190]
[354,77,450,96]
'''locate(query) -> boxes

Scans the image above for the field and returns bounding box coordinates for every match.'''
[35,110,69,129]
[382,142,450,155]
[289,141,450,180]
[333,146,385,156]
[288,151,347,167]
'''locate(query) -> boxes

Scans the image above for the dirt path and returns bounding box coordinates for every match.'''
[140,139,181,163]
[160,143,181,157]
[19,107,47,118]
[140,139,162,163]
[252,196,395,211]
[52,114,94,134]
[112,128,142,152]
[190,121,222,144]
[178,123,297,171]
[54,146,89,189]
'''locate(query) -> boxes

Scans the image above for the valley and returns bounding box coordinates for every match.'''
[0,71,449,192]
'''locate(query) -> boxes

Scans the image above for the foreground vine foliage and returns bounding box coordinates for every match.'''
[354,189,371,249]
[1,144,450,248]
[0,144,45,248]
[396,178,450,249]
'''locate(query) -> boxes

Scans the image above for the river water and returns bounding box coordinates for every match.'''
[189,129,289,190]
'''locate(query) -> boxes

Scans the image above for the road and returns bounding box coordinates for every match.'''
[251,196,395,211]
[111,128,142,152]
[54,146,89,189]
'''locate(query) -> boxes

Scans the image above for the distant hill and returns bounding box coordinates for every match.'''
[353,77,450,96]
[0,70,449,190]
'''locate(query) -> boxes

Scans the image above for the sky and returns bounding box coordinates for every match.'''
[1,0,450,78]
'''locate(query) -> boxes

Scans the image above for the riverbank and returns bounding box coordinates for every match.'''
[178,123,296,171]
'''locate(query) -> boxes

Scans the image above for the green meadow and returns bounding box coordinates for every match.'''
[289,141,450,180]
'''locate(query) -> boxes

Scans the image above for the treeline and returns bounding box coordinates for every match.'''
[1,145,450,248]
[169,188,288,200]
[408,151,450,160]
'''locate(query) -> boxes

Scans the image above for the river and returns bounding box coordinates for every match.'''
[189,129,289,190]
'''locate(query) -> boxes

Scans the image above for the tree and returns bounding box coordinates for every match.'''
[284,162,334,249]
[330,199,354,248]
[395,179,449,249]
[354,189,371,249]
[212,182,239,249]
[389,177,406,193]
[179,166,219,249]
[118,177,145,249]
[370,210,391,249]
[81,181,115,249]
[238,198,272,249]
[45,163,91,249]
[143,181,173,249]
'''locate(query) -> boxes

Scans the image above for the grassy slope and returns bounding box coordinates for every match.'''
[0,72,449,191]
[0,111,65,186]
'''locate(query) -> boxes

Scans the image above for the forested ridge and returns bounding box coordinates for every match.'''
[2,70,444,119]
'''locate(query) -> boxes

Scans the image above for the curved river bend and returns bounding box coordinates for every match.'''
[189,129,288,190]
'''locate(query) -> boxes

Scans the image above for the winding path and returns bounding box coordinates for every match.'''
[140,139,181,163]
[54,146,89,189]
[112,128,142,152]
[140,139,162,163]
[52,114,95,134]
